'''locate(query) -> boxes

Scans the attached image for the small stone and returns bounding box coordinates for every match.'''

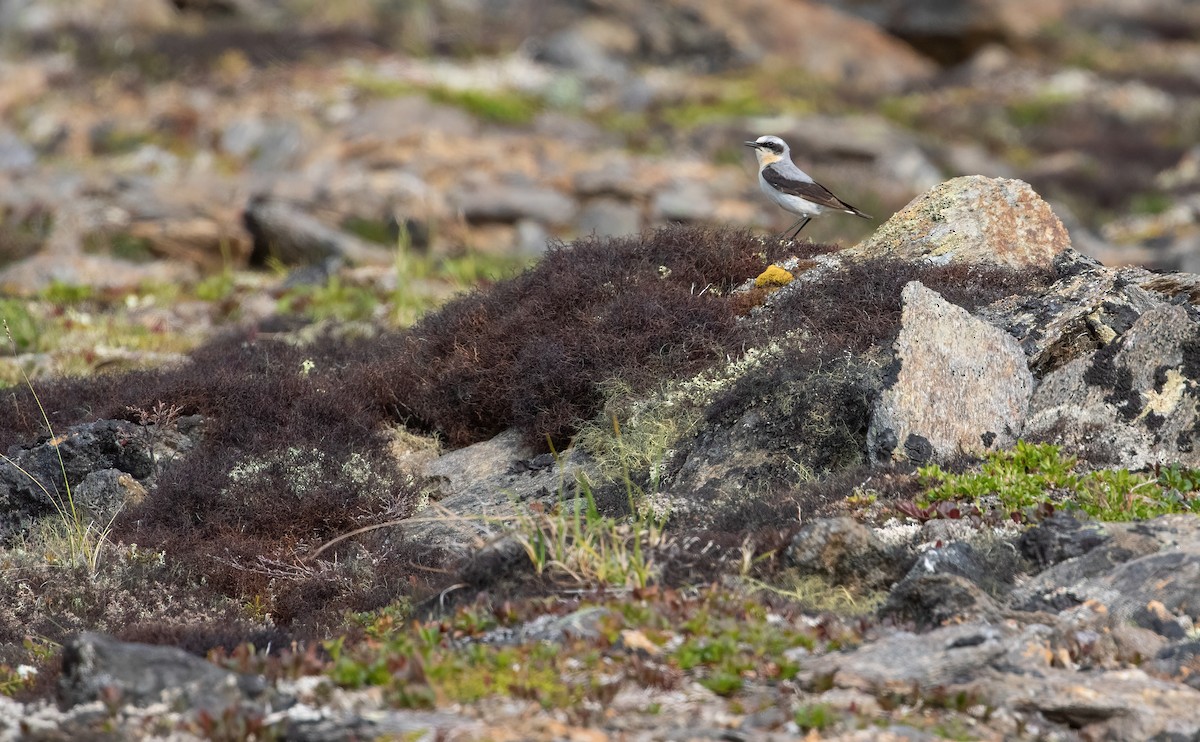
[576,198,641,237]
[454,185,578,226]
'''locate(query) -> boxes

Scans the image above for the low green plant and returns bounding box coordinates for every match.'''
[918,441,1200,520]
[507,418,667,589]
[508,477,665,589]
[794,702,838,732]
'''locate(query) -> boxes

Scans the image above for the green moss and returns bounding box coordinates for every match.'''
[0,299,40,352]
[41,282,94,305]
[278,277,380,322]
[195,273,236,303]
[1006,93,1072,127]
[341,216,394,245]
[326,587,824,710]
[1130,192,1172,216]
[918,442,1200,520]
[427,86,541,125]
[83,232,157,263]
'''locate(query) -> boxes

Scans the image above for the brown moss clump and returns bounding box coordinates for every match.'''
[377,225,788,450]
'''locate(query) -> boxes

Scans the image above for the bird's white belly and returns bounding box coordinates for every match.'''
[758,172,825,217]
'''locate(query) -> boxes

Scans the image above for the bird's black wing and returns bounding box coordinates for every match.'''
[762,166,870,218]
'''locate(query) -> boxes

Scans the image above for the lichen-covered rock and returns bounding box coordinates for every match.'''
[848,176,1069,270]
[1024,303,1200,467]
[868,282,1034,464]
[0,417,197,543]
[786,516,902,589]
[977,249,1167,377]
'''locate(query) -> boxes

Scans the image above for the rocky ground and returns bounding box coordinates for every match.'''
[3,1,1200,740]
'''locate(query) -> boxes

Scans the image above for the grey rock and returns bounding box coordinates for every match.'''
[652,181,714,222]
[481,606,613,645]
[573,160,640,198]
[59,632,267,710]
[343,95,477,142]
[802,622,1013,692]
[868,282,1033,464]
[979,665,1200,740]
[514,218,551,256]
[416,429,593,554]
[807,614,1200,739]
[531,28,626,80]
[219,117,308,172]
[70,468,148,525]
[453,185,578,226]
[0,127,35,173]
[1024,303,1200,468]
[847,176,1070,270]
[576,198,641,238]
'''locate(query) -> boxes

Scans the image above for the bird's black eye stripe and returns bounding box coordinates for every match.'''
[764,141,783,153]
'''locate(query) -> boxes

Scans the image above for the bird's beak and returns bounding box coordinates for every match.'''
[744,141,760,149]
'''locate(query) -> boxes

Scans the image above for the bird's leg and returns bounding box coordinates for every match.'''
[776,217,806,241]
[783,217,811,241]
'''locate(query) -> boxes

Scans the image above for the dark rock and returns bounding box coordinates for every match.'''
[244,196,394,267]
[59,632,267,710]
[0,418,193,543]
[977,249,1167,377]
[1018,512,1110,569]
[901,540,1022,596]
[1011,515,1200,617]
[663,350,881,527]
[821,0,1071,64]
[868,282,1033,463]
[1147,641,1200,690]
[880,573,1001,630]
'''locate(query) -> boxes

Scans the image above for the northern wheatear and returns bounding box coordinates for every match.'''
[746,135,870,240]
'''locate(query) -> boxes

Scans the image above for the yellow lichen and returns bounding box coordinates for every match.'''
[754,265,794,288]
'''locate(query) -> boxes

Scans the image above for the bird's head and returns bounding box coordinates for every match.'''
[744,135,789,166]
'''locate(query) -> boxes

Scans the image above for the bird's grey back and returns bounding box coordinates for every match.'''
[765,159,815,184]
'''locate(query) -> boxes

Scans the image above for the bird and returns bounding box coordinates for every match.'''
[745,135,870,240]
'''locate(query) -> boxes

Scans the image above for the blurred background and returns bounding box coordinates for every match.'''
[0,0,1198,377]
